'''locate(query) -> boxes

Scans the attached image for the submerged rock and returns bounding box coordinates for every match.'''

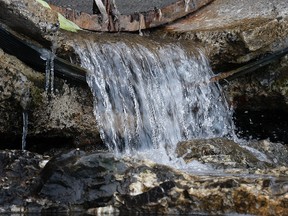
[176,138,269,169]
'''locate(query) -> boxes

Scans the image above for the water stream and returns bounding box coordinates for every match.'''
[73,36,234,165]
[41,35,57,95]
[22,111,28,150]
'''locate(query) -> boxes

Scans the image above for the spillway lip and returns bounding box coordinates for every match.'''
[45,0,214,32]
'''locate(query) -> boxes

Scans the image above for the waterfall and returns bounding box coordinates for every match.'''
[73,36,234,155]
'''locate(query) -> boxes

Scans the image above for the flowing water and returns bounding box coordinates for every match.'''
[22,111,28,150]
[73,35,234,166]
[40,36,57,94]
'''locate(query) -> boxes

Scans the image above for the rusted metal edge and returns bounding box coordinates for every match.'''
[50,0,214,32]
[0,24,87,85]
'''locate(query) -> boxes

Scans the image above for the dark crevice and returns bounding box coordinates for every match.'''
[0,135,74,154]
[234,109,288,144]
[26,136,75,154]
[233,95,288,144]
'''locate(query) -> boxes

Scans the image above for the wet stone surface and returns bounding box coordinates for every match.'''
[176,138,269,169]
[162,0,288,70]
[0,144,287,215]
[0,150,44,207]
[0,48,101,150]
[0,0,59,45]
[176,138,288,171]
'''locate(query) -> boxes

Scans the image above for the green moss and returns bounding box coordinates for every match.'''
[30,85,44,108]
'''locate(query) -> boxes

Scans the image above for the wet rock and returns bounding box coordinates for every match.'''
[38,149,288,215]
[0,148,287,215]
[176,138,269,169]
[0,0,59,46]
[162,0,288,70]
[0,150,44,207]
[0,49,35,146]
[0,49,101,150]
[224,59,288,143]
[38,150,126,206]
[38,150,180,211]
[248,140,288,165]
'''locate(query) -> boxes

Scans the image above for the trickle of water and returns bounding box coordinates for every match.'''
[45,57,51,92]
[184,0,190,12]
[40,35,57,94]
[41,49,55,94]
[18,73,30,150]
[22,111,28,150]
[73,37,234,156]
[138,13,144,36]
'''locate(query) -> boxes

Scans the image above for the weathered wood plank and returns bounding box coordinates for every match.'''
[47,0,214,32]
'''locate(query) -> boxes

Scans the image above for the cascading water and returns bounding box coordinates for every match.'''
[73,36,234,161]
